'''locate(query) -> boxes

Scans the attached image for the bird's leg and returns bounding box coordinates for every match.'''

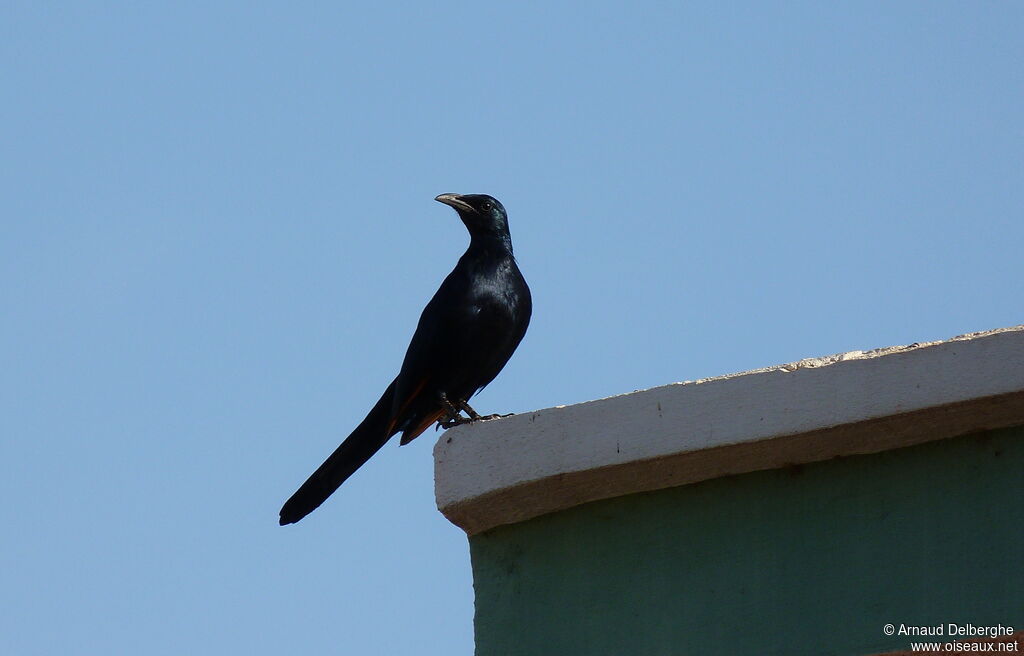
[437,394,515,430]
[459,400,513,422]
[432,392,479,429]
[439,392,461,420]
[457,400,482,420]
[436,392,461,430]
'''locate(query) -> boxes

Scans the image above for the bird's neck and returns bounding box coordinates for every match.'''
[468,233,514,257]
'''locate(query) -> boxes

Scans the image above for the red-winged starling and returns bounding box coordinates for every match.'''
[279,193,531,525]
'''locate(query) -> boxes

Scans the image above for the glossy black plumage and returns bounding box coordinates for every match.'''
[279,193,531,525]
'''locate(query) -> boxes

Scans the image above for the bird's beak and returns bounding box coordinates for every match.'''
[434,193,474,213]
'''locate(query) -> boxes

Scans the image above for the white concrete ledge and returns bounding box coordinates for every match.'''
[434,326,1024,535]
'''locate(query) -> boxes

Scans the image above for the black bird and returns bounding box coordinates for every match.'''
[279,193,532,525]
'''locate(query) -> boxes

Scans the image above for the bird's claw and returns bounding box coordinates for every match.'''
[478,412,514,420]
[435,411,514,430]
[438,415,475,430]
[434,392,514,430]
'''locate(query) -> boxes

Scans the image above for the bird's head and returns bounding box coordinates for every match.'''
[434,193,510,240]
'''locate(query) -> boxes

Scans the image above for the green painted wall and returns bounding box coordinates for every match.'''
[470,427,1024,656]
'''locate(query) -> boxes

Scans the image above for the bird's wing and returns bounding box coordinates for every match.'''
[389,268,469,420]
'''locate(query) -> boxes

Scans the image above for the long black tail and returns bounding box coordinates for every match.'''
[279,381,397,525]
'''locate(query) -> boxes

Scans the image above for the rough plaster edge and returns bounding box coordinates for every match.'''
[434,325,1024,535]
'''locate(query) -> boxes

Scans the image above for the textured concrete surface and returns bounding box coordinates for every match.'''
[436,326,1024,534]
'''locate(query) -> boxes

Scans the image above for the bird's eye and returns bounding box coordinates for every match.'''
[481,201,492,211]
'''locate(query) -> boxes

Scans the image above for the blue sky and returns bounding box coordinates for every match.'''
[3,3,1022,654]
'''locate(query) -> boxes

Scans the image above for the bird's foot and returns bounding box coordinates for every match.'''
[434,394,512,430]
[458,401,515,421]
[436,392,468,430]
[476,412,514,421]
[438,414,477,430]
[436,410,515,430]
